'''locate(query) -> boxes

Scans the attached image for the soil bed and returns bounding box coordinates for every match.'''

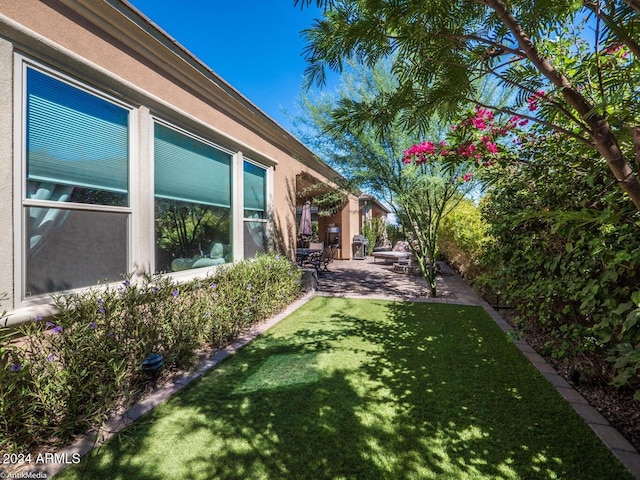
[500,308,640,453]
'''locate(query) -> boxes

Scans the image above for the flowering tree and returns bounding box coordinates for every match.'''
[396,160,470,296]
[293,59,492,295]
[402,106,520,294]
[404,106,521,169]
[297,0,640,210]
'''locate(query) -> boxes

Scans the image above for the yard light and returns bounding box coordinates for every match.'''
[142,352,164,392]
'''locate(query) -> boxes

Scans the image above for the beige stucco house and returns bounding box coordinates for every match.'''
[0,0,360,325]
[359,194,390,229]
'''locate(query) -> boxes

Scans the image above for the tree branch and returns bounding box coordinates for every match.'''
[485,0,640,210]
[448,33,523,57]
[622,0,640,14]
[634,127,640,170]
[584,1,640,58]
[479,64,594,136]
[592,3,607,100]
[466,97,593,146]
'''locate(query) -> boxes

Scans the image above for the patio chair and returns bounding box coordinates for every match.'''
[318,244,337,271]
[308,241,324,251]
[307,244,336,271]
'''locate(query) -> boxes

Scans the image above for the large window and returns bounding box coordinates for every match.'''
[23,66,130,297]
[154,122,232,272]
[243,160,268,258]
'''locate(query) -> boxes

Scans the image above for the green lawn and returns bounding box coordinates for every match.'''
[58,297,632,479]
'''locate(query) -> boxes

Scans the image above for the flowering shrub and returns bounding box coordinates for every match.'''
[478,138,640,394]
[402,107,524,173]
[0,254,301,453]
[396,107,522,296]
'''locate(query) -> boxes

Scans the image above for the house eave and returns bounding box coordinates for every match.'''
[57,0,341,179]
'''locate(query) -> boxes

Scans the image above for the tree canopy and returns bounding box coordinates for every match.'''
[296,0,640,209]
[293,58,481,295]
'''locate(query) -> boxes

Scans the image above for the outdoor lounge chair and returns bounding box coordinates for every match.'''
[371,241,411,264]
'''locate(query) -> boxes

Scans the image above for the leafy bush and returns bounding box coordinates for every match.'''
[0,254,301,452]
[362,217,386,254]
[437,198,490,282]
[477,138,640,395]
[385,222,404,246]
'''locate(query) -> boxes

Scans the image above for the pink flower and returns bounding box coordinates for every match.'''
[485,142,499,154]
[470,108,495,131]
[456,143,476,157]
[472,117,487,130]
[527,90,545,111]
[420,141,436,154]
[463,173,473,182]
[603,44,628,58]
[404,141,439,164]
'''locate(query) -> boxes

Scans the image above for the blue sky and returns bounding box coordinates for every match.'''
[127,1,330,132]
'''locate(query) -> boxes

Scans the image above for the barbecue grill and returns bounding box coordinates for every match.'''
[352,235,369,260]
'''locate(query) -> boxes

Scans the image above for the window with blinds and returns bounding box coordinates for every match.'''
[26,67,129,206]
[153,122,232,273]
[23,65,130,297]
[243,160,268,257]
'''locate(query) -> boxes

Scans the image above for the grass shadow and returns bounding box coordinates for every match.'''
[57,297,632,480]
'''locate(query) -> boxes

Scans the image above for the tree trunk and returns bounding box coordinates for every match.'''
[633,127,640,170]
[487,0,640,211]
[590,121,640,211]
[623,0,640,14]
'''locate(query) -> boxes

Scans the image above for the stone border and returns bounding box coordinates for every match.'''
[324,261,640,479]
[479,299,640,480]
[435,261,640,480]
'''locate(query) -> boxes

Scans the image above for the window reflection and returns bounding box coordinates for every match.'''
[155,199,231,272]
[26,207,128,296]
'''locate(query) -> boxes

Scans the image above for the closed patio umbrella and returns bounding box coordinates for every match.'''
[299,200,312,240]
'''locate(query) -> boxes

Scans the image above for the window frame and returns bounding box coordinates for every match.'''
[242,158,270,258]
[15,56,136,304]
[151,117,235,276]
[242,158,268,221]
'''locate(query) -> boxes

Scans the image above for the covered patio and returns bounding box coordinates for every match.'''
[295,172,360,260]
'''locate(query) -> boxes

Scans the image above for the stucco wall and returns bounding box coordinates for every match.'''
[0,0,356,322]
[0,36,13,317]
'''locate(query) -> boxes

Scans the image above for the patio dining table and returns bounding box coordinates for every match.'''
[296,248,323,266]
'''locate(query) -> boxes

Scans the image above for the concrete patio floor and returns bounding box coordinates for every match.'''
[315,257,480,305]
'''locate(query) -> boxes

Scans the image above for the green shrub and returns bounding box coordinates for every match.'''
[437,198,490,282]
[0,254,301,452]
[477,142,640,394]
[385,222,404,246]
[362,217,386,254]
